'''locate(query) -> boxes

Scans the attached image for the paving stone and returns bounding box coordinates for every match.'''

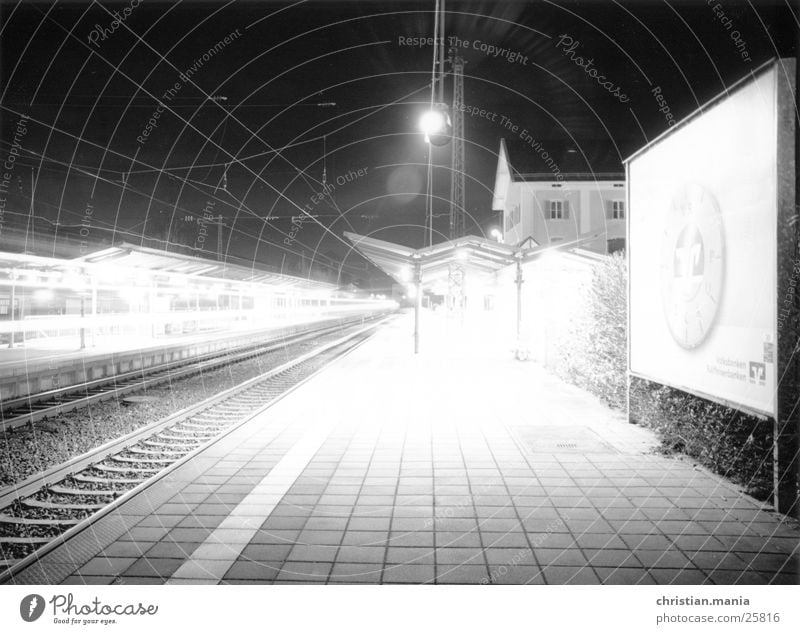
[630,547,687,566]
[535,548,588,567]
[594,567,655,584]
[78,557,138,576]
[435,564,490,584]
[336,546,386,563]
[287,544,338,562]
[649,568,709,584]
[386,547,436,565]
[330,563,384,583]
[250,529,301,544]
[223,561,280,581]
[341,531,388,547]
[102,542,148,558]
[144,542,198,559]
[435,547,485,565]
[382,564,436,583]
[542,566,601,584]
[481,532,528,548]
[486,564,545,584]
[261,516,307,530]
[435,531,482,548]
[388,531,435,547]
[123,558,184,578]
[296,530,345,545]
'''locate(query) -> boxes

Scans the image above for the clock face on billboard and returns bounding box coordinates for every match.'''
[660,183,725,350]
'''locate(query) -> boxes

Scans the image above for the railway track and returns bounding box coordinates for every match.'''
[0,316,388,578]
[0,313,386,431]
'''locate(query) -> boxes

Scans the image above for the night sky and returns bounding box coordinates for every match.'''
[0,0,796,287]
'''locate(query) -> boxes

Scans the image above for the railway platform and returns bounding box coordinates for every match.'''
[0,313,366,403]
[6,312,799,585]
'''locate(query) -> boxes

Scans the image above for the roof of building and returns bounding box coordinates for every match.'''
[500,137,626,182]
[344,232,525,294]
[343,232,609,295]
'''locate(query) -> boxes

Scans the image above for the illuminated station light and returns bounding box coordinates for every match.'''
[419,103,452,146]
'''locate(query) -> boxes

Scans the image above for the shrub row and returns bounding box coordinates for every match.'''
[544,252,773,500]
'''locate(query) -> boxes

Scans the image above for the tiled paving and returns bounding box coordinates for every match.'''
[10,313,799,585]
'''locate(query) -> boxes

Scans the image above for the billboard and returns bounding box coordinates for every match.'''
[628,63,781,417]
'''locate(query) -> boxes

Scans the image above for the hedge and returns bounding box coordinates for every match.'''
[545,252,774,501]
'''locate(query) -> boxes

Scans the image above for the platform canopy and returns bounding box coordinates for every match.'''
[73,243,333,291]
[0,243,334,294]
[344,232,535,293]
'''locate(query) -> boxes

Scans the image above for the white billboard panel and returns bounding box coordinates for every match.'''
[628,65,778,416]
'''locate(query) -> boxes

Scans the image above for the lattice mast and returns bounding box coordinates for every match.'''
[448,51,466,240]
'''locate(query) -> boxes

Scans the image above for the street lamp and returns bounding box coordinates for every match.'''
[419,103,452,146]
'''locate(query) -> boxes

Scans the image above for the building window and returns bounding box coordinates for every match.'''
[610,200,625,219]
[549,200,568,220]
[505,204,520,231]
[607,238,625,254]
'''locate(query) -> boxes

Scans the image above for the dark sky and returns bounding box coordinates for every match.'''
[0,0,796,286]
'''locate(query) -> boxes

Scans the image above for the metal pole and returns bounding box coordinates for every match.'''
[414,261,422,354]
[437,0,446,104]
[79,295,85,349]
[515,255,523,359]
[515,256,523,338]
[18,286,25,346]
[8,277,15,349]
[150,283,156,338]
[91,282,97,347]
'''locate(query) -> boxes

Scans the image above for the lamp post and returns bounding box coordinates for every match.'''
[8,274,16,349]
[412,256,422,354]
[514,251,525,360]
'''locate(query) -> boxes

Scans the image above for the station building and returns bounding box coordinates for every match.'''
[491,138,626,254]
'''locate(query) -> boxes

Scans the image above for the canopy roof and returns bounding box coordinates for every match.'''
[0,243,334,293]
[74,244,333,290]
[345,232,612,294]
[345,232,531,293]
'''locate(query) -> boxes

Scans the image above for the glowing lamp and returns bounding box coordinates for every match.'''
[419,104,452,146]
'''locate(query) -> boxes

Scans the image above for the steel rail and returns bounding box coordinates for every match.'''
[1,312,388,431]
[0,316,388,581]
